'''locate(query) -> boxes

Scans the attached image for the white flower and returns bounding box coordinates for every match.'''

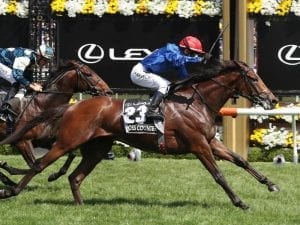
[94,0,108,17]
[0,0,8,16]
[177,0,195,18]
[260,0,278,15]
[202,0,222,17]
[16,0,29,18]
[147,0,167,15]
[249,105,269,123]
[262,125,289,149]
[291,0,300,16]
[119,0,135,16]
[65,0,85,17]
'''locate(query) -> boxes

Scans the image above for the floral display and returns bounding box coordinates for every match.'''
[250,125,294,149]
[0,0,29,18]
[250,103,300,149]
[250,103,300,124]
[0,0,222,18]
[247,0,300,17]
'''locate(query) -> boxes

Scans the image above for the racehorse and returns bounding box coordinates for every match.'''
[0,59,112,186]
[0,59,279,210]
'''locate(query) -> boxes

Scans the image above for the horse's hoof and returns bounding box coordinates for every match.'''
[235,201,250,210]
[268,184,280,192]
[0,161,7,167]
[48,174,57,182]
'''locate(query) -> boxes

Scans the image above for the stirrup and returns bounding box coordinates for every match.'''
[146,111,164,120]
[0,113,6,122]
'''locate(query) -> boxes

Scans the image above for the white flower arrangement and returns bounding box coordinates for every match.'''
[0,0,29,18]
[248,0,300,17]
[261,125,290,149]
[49,0,222,18]
[250,103,300,124]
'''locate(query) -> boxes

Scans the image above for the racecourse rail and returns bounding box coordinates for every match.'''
[219,107,300,164]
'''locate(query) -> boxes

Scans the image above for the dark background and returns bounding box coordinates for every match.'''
[257,18,300,92]
[57,15,220,89]
[0,17,29,47]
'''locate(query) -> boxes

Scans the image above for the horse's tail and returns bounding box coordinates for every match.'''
[0,104,70,145]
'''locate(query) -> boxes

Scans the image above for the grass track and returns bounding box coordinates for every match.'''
[0,156,299,225]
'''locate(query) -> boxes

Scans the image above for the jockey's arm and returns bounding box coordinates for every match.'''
[12,56,31,87]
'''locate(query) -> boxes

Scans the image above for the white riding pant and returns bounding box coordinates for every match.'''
[130,63,170,95]
[0,63,16,84]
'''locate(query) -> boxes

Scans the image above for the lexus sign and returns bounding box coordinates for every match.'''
[58,16,220,89]
[257,19,300,91]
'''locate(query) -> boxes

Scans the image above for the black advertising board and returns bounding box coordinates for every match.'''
[257,19,300,92]
[57,16,220,89]
[0,17,29,48]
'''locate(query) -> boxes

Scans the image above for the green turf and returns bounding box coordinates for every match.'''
[0,156,299,225]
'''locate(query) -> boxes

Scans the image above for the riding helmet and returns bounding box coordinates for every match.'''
[179,36,205,54]
[38,44,54,59]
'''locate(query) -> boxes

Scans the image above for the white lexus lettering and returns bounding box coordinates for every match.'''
[109,48,152,61]
[278,44,300,66]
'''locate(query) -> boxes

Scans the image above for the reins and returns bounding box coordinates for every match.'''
[15,62,102,124]
[183,61,263,114]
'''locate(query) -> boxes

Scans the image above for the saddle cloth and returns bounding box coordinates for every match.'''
[123,99,162,134]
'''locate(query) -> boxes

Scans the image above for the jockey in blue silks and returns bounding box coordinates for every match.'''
[0,44,54,133]
[130,36,210,120]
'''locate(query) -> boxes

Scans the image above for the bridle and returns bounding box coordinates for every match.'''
[187,62,270,113]
[45,63,107,96]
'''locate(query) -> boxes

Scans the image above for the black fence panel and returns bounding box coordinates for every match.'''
[0,16,29,47]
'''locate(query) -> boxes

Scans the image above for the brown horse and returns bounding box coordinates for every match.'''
[0,59,112,186]
[0,60,279,210]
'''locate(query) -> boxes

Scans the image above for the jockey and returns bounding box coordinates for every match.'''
[0,44,54,131]
[130,35,210,120]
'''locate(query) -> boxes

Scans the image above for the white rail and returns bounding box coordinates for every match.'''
[219,108,300,164]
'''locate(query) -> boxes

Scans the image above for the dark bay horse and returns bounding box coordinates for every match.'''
[0,59,112,186]
[0,60,279,210]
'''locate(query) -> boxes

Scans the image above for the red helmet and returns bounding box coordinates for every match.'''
[179,36,205,54]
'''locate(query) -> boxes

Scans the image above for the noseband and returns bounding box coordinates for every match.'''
[75,66,107,96]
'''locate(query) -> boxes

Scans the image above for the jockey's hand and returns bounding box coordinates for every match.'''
[29,83,43,92]
[203,53,212,61]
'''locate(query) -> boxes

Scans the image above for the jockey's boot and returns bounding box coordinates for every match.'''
[6,111,15,135]
[146,91,164,120]
[0,103,10,122]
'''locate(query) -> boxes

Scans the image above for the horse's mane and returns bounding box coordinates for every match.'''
[170,59,247,93]
[48,59,80,80]
[187,59,225,80]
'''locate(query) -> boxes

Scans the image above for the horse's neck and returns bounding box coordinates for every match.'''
[30,92,72,111]
[177,79,236,115]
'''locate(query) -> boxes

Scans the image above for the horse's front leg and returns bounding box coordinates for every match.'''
[210,137,279,192]
[192,140,249,210]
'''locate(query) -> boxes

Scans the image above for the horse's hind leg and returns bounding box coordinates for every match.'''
[68,137,114,205]
[210,137,279,192]
[0,141,35,176]
[0,142,71,199]
[48,152,76,182]
[0,171,16,186]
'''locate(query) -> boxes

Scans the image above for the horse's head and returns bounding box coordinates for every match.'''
[69,60,113,96]
[229,60,278,109]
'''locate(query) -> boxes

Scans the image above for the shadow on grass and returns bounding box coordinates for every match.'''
[33,197,216,208]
